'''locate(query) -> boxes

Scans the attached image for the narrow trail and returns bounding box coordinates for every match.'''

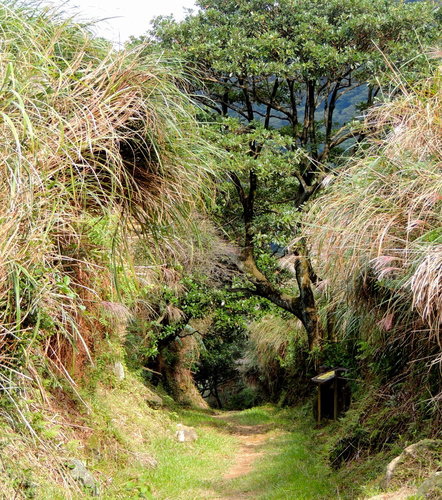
[159,406,335,499]
[208,412,282,499]
[222,424,271,481]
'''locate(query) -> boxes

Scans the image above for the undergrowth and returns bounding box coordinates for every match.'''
[303,61,442,464]
[0,1,219,496]
[0,0,216,421]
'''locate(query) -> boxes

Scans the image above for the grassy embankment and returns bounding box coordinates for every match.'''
[0,2,215,497]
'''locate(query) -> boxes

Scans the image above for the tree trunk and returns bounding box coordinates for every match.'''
[158,336,208,409]
[230,170,323,351]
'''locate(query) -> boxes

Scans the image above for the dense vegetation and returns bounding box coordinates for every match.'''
[140,0,441,352]
[0,0,440,498]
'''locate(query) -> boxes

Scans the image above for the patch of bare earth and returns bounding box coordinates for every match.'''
[366,486,417,499]
[223,425,272,481]
[207,415,278,499]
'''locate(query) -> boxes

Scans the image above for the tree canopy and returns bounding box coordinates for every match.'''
[148,0,440,163]
[132,0,442,350]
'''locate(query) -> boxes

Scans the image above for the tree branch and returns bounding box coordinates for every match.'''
[229,171,246,204]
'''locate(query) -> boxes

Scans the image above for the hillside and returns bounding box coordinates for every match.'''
[0,2,440,499]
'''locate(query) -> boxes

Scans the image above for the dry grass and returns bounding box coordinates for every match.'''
[306,62,442,398]
[410,246,442,341]
[244,315,305,378]
[0,1,216,415]
[0,5,219,493]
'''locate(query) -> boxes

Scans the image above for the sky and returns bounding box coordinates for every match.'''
[43,0,197,44]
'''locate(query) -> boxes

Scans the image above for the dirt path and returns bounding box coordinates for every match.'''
[223,423,273,481]
[208,413,278,499]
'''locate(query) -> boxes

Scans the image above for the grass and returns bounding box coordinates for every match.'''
[306,65,442,352]
[0,0,217,440]
[126,405,339,500]
[220,406,337,500]
[1,373,414,500]
[87,401,343,500]
[232,433,335,500]
[87,384,238,499]
[221,406,275,426]
[0,3,221,496]
[302,63,442,453]
[134,426,237,500]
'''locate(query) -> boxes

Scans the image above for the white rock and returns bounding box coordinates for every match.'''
[175,423,198,442]
[113,362,125,380]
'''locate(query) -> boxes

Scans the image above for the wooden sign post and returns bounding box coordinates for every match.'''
[312,368,349,424]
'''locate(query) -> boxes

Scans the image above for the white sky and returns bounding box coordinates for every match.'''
[43,0,197,44]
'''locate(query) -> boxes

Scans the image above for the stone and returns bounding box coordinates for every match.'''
[133,452,158,468]
[175,423,198,442]
[67,459,99,496]
[384,439,442,487]
[145,390,164,409]
[113,361,125,381]
[416,472,442,499]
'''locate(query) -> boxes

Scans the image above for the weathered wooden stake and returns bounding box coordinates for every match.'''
[317,386,321,424]
[333,378,338,420]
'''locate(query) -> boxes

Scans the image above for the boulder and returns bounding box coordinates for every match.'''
[67,459,99,496]
[175,423,198,442]
[384,439,442,487]
[145,390,164,409]
[416,472,442,499]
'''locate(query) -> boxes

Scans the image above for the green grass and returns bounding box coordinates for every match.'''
[2,367,387,500]
[220,407,338,500]
[101,408,237,499]
[139,427,236,499]
[228,434,335,499]
[222,406,275,426]
[172,408,228,428]
[4,389,387,499]
[2,368,381,500]
[100,405,340,500]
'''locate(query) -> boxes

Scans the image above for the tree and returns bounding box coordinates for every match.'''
[136,0,441,350]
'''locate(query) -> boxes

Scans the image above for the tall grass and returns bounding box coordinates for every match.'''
[0,1,216,413]
[306,62,442,399]
[242,315,309,402]
[246,315,304,369]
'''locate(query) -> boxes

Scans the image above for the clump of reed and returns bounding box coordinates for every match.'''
[306,62,442,398]
[243,315,307,400]
[0,1,216,407]
[247,315,302,366]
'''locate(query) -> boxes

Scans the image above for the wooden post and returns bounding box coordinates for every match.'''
[333,378,338,420]
[317,386,321,424]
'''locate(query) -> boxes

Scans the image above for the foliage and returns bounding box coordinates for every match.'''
[242,315,303,400]
[307,65,442,372]
[0,0,217,427]
[131,0,442,351]
[304,64,442,466]
[144,0,441,173]
[202,116,304,247]
[1,2,441,496]
[126,266,276,407]
[194,289,269,392]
